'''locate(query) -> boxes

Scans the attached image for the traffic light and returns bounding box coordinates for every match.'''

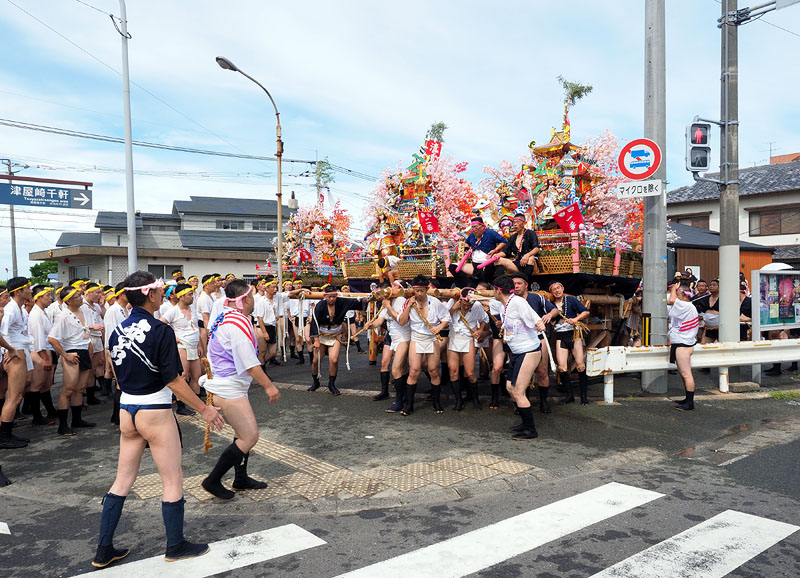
[685,122,711,172]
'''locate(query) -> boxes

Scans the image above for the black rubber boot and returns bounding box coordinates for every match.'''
[539,386,552,414]
[468,381,482,410]
[57,409,74,436]
[92,493,128,568]
[307,374,321,392]
[296,350,305,365]
[385,375,406,413]
[328,376,341,396]
[71,404,96,428]
[354,339,363,353]
[162,497,210,561]
[511,406,539,440]
[765,363,782,376]
[232,451,268,490]
[28,392,52,425]
[0,421,27,449]
[98,377,111,398]
[557,372,575,405]
[489,382,500,410]
[373,371,390,401]
[450,379,464,412]
[0,466,11,487]
[290,346,298,359]
[202,443,244,500]
[675,390,695,411]
[40,391,57,419]
[164,540,209,562]
[432,385,444,414]
[401,383,417,416]
[578,371,589,405]
[86,386,103,405]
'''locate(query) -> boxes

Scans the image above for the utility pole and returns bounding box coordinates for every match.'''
[119,0,138,274]
[717,0,741,389]
[2,159,18,278]
[641,0,668,393]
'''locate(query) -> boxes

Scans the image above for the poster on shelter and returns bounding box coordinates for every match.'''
[779,276,794,319]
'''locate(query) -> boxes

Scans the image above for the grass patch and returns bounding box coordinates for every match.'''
[768,390,800,399]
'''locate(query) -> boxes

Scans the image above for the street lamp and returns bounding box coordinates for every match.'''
[216,56,284,289]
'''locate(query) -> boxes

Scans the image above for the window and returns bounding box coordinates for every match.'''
[147,265,183,279]
[674,214,710,230]
[70,265,90,279]
[143,224,180,231]
[750,208,800,236]
[252,220,276,231]
[216,220,245,230]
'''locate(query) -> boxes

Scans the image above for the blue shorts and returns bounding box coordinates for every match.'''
[119,403,173,427]
[508,347,542,387]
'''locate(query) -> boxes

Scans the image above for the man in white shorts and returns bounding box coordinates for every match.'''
[201,279,280,500]
[0,277,34,448]
[447,287,488,411]
[367,281,412,411]
[396,275,449,415]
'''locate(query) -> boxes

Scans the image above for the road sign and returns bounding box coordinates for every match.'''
[618,138,662,180]
[0,182,92,209]
[616,179,663,199]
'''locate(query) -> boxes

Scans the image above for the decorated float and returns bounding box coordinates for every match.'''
[281,200,352,285]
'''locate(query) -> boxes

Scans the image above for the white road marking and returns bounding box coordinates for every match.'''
[718,454,749,467]
[70,523,326,578]
[589,509,799,578]
[0,521,9,535]
[334,482,663,578]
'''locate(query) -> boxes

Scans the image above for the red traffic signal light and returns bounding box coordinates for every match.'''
[690,123,709,145]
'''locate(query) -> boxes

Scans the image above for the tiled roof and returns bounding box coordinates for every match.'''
[773,245,800,261]
[178,230,277,251]
[667,160,800,204]
[668,222,772,252]
[56,232,101,247]
[95,211,143,229]
[173,196,295,217]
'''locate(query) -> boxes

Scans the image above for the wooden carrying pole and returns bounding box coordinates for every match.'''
[200,358,214,453]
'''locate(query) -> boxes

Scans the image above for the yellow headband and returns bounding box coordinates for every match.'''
[264,279,277,287]
[176,287,194,298]
[85,286,103,294]
[188,276,198,282]
[34,288,52,300]
[114,288,125,298]
[105,293,117,302]
[104,287,114,295]
[320,283,331,290]
[174,271,183,276]
[62,288,80,302]
[202,277,216,286]
[9,281,31,294]
[71,280,84,288]
[283,281,293,287]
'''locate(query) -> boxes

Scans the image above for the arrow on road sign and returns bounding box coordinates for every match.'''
[74,192,90,206]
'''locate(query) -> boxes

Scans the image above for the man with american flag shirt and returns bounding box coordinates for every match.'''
[200,279,281,500]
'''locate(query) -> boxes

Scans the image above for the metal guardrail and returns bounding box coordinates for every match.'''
[586,339,800,403]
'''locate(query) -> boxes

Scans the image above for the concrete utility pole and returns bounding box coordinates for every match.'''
[119,0,138,274]
[641,0,668,393]
[718,0,740,355]
[2,160,18,278]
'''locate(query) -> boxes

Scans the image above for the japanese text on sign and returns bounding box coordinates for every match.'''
[616,179,662,199]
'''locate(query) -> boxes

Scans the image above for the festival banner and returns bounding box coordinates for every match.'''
[418,209,440,233]
[552,202,584,234]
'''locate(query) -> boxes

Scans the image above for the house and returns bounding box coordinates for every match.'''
[667,222,773,282]
[667,155,800,269]
[29,196,295,285]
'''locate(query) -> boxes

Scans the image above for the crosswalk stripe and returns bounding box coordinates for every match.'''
[69,523,326,578]
[589,509,799,578]
[333,482,663,578]
[0,521,9,535]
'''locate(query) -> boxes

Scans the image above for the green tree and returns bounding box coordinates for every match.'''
[29,260,57,285]
[426,122,448,143]
[557,76,593,110]
[315,157,335,186]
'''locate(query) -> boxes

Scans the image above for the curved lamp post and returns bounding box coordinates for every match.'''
[216,56,283,289]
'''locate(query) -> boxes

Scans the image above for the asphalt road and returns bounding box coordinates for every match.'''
[1,346,799,577]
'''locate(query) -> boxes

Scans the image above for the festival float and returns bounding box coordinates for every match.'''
[281,200,352,285]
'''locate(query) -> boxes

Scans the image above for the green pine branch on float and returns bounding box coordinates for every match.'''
[557,76,593,110]
[425,122,448,143]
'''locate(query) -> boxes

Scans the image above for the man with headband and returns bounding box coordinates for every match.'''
[493,275,546,440]
[451,216,507,283]
[161,283,202,416]
[196,274,221,354]
[0,277,35,448]
[495,210,540,278]
[667,279,699,411]
[200,279,280,500]
[27,286,57,426]
[307,284,365,395]
[91,271,224,568]
[397,275,450,415]
[548,280,590,406]
[104,283,129,425]
[446,287,488,411]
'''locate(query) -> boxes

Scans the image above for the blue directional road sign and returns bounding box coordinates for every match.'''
[0,182,92,209]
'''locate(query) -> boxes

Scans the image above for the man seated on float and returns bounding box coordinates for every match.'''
[308,284,365,396]
[396,275,450,415]
[495,211,541,277]
[446,287,488,411]
[451,216,507,283]
[377,255,400,285]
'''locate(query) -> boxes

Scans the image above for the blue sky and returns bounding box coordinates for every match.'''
[1,0,799,277]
